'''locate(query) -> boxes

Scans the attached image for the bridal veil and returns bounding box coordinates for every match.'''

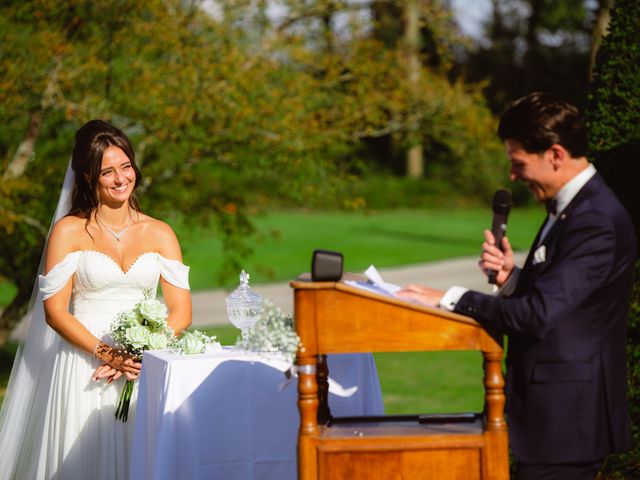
[0,162,74,479]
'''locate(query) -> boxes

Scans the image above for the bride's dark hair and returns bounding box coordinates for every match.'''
[68,119,143,219]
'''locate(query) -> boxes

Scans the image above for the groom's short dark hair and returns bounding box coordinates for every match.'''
[498,92,588,158]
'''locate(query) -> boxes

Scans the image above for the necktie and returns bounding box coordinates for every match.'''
[545,198,557,216]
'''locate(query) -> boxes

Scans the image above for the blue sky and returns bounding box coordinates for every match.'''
[450,0,492,40]
[202,0,494,41]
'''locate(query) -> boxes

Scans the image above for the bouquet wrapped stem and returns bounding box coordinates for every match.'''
[109,290,172,423]
[115,379,135,422]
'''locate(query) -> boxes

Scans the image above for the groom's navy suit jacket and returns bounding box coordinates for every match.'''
[455,173,636,464]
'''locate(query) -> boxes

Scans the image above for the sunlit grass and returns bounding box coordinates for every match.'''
[176,207,543,290]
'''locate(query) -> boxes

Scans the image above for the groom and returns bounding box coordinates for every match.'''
[398,92,636,480]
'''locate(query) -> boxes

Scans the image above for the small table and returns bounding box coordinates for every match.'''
[131,348,383,480]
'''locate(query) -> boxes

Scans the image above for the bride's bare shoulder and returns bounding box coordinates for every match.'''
[49,216,91,245]
[135,213,175,235]
[135,214,182,256]
[46,216,89,265]
[52,215,87,233]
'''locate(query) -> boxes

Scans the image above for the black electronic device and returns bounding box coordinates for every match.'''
[311,249,344,282]
[488,189,512,285]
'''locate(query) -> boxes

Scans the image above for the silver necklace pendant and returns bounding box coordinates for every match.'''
[96,215,133,242]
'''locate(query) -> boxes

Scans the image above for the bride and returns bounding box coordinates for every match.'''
[0,119,192,479]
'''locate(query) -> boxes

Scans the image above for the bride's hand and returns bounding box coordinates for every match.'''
[92,364,124,383]
[92,364,114,382]
[93,342,142,380]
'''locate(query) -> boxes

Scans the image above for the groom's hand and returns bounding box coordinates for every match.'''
[480,229,515,286]
[396,284,444,307]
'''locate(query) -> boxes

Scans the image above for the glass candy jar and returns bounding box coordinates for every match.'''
[225,270,262,347]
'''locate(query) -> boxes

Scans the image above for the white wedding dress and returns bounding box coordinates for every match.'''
[1,250,189,480]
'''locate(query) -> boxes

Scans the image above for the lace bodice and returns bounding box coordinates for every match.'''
[38,250,190,339]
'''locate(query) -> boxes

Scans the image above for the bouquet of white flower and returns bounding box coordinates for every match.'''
[236,299,302,363]
[109,291,173,422]
[109,290,219,421]
[174,329,222,355]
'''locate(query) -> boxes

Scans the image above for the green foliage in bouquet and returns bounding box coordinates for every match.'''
[236,300,301,363]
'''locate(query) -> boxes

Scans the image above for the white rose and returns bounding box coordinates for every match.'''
[120,309,142,328]
[138,298,168,327]
[147,332,169,350]
[179,333,205,354]
[204,341,222,353]
[125,326,150,350]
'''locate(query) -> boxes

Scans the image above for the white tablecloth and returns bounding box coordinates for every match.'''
[131,348,384,480]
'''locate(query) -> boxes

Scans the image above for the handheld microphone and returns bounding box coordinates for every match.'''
[488,189,512,285]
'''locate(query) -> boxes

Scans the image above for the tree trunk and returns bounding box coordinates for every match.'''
[589,0,614,80]
[522,0,543,95]
[3,56,62,180]
[3,110,43,179]
[404,0,423,178]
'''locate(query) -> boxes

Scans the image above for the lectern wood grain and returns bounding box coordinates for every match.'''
[292,278,509,480]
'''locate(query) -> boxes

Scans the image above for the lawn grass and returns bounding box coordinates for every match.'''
[177,207,544,290]
[374,351,484,414]
[0,207,543,301]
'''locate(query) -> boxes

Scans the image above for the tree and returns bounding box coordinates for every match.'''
[0,0,504,344]
[587,0,640,249]
[367,0,497,180]
[0,0,340,341]
[589,0,614,79]
[586,0,640,476]
[463,0,599,113]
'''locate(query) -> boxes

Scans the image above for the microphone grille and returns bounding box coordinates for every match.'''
[492,189,512,215]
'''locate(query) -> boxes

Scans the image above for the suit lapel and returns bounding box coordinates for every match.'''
[516,173,603,294]
[516,217,549,293]
[524,217,549,266]
[542,173,603,245]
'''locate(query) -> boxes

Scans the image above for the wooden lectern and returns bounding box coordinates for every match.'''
[292,276,508,480]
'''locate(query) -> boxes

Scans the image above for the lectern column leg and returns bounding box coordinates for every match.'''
[483,350,508,479]
[483,350,506,431]
[297,358,319,480]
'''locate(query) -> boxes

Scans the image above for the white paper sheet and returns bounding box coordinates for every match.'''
[344,265,402,297]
